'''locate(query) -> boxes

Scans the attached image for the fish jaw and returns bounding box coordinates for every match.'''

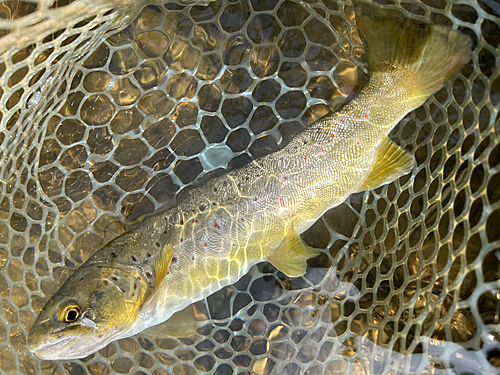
[28,313,135,360]
[28,325,113,360]
[29,335,83,360]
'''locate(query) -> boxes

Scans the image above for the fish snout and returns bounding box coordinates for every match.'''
[28,318,77,360]
[27,316,50,353]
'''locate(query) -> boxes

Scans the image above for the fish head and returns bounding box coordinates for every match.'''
[28,262,150,360]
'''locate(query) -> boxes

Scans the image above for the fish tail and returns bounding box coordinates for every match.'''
[353,0,471,105]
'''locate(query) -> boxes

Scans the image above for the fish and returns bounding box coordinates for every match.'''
[28,1,471,360]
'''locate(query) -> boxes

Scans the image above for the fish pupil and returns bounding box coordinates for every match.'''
[67,310,78,322]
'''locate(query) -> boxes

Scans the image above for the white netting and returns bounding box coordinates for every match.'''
[0,0,499,373]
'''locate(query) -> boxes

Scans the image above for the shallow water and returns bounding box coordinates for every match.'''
[0,0,499,374]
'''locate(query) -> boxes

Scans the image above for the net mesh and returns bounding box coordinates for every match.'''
[0,0,499,373]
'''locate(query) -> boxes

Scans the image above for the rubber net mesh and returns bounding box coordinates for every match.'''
[0,0,499,373]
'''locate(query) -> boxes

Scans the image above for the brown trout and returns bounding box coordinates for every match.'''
[28,2,471,360]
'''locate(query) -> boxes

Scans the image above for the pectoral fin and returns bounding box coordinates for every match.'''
[267,230,321,278]
[142,305,199,339]
[357,136,414,192]
[154,244,174,289]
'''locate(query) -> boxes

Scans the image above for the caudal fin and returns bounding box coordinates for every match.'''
[353,1,471,103]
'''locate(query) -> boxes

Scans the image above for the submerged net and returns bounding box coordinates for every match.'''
[0,0,499,373]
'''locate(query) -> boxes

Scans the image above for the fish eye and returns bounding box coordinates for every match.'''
[65,308,79,322]
[59,303,81,323]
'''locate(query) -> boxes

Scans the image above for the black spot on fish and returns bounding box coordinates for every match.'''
[147,253,151,258]
[163,230,167,234]
[111,251,116,257]
[180,219,184,225]
[80,277,84,281]
[131,256,137,262]
[133,284,137,290]
[94,291,105,301]
[172,257,177,264]
[214,188,217,192]
[112,276,118,281]
[156,242,160,247]
[212,202,217,206]
[146,272,152,278]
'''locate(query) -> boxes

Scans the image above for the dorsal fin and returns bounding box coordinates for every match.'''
[154,244,174,289]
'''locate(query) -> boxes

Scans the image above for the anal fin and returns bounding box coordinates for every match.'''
[267,230,321,278]
[154,244,174,289]
[142,304,200,339]
[357,136,414,192]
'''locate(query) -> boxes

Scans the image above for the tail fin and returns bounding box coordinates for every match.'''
[353,1,471,102]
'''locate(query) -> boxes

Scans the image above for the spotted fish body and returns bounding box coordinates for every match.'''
[134,71,422,329]
[28,2,471,360]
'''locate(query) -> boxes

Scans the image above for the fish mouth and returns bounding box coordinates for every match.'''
[29,327,128,360]
[29,335,78,360]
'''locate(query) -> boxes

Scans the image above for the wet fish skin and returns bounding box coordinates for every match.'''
[28,2,471,360]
